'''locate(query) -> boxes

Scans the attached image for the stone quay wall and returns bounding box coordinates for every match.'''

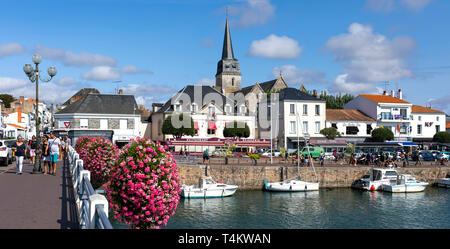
[177,164,450,190]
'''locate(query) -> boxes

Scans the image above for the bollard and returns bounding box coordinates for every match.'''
[88,194,109,229]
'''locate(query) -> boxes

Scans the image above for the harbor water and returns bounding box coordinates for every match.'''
[111,188,450,229]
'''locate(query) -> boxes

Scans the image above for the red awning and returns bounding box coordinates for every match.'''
[194,122,199,130]
[208,122,217,130]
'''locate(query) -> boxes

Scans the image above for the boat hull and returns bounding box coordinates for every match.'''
[266,181,319,192]
[437,178,450,188]
[181,186,238,199]
[352,180,387,191]
[381,183,428,193]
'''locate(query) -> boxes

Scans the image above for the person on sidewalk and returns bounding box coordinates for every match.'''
[27,135,38,165]
[41,135,51,175]
[11,136,27,175]
[48,132,62,176]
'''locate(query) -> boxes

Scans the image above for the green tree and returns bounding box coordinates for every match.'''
[223,121,250,138]
[162,113,195,139]
[0,94,16,108]
[319,92,355,109]
[433,132,450,143]
[371,127,394,142]
[320,127,341,140]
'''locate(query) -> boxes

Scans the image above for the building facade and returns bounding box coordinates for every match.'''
[325,109,377,142]
[410,105,446,148]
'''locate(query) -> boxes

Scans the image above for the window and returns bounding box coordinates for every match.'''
[315,105,320,116]
[290,104,295,114]
[302,121,308,133]
[191,104,197,113]
[366,124,373,135]
[400,124,407,135]
[120,119,127,130]
[175,104,181,112]
[331,123,337,129]
[417,125,422,135]
[240,106,246,114]
[207,129,216,135]
[315,122,320,133]
[80,119,88,129]
[208,106,215,115]
[436,125,440,133]
[100,119,108,129]
[400,109,407,119]
[437,116,440,121]
[303,104,308,115]
[290,121,296,133]
[225,105,231,114]
[418,116,422,121]
[346,126,359,135]
[231,78,235,86]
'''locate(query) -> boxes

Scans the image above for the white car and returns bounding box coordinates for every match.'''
[0,140,14,166]
[262,150,281,157]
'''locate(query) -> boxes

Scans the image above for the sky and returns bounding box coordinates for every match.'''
[0,0,449,114]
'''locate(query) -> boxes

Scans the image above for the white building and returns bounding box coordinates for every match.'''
[274,88,326,151]
[325,109,377,142]
[410,105,446,148]
[150,85,256,147]
[54,93,142,147]
[344,91,413,142]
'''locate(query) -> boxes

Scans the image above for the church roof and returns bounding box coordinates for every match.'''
[259,79,278,92]
[222,18,234,60]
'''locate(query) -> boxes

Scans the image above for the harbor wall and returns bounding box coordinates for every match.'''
[177,164,450,190]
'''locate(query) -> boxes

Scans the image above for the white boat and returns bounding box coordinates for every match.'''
[265,176,319,192]
[437,176,450,188]
[181,176,238,199]
[351,168,399,191]
[381,174,428,193]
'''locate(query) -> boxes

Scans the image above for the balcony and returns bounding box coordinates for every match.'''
[378,114,411,121]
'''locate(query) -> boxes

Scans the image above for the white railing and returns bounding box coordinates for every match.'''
[67,145,113,229]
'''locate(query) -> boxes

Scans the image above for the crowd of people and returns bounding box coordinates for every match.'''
[10,132,71,175]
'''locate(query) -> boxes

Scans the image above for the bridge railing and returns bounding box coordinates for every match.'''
[67,145,113,229]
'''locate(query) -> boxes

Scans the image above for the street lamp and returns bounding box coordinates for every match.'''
[23,54,57,174]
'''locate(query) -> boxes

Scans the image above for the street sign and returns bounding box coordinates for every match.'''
[64,121,71,129]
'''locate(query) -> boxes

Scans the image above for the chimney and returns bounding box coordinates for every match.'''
[18,107,22,123]
[383,90,387,96]
[313,89,318,98]
[118,89,123,95]
[19,96,24,103]
[397,89,402,99]
[390,90,395,97]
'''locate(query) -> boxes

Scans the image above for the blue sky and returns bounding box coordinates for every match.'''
[0,0,449,113]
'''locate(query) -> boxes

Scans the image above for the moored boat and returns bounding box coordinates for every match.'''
[381,174,428,193]
[351,168,399,191]
[265,176,319,192]
[437,175,450,188]
[181,176,238,199]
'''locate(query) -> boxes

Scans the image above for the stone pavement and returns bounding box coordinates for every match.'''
[0,158,79,229]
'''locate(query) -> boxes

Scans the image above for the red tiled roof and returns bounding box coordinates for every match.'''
[412,105,444,114]
[326,109,375,122]
[446,122,450,129]
[360,94,410,104]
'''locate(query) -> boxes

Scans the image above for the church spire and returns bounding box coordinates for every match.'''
[222,17,235,60]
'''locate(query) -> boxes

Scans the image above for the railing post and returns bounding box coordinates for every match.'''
[89,194,108,229]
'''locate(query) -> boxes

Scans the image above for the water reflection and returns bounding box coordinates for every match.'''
[111,188,450,229]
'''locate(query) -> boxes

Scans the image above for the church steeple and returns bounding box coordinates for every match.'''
[222,18,235,60]
[215,16,242,95]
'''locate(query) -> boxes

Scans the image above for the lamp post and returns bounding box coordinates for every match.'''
[23,54,57,174]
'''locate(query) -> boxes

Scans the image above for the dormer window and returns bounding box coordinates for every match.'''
[191,104,197,113]
[225,105,231,114]
[174,104,181,112]
[208,106,215,115]
[240,106,246,114]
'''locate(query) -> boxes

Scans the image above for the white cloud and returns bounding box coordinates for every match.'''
[272,65,327,85]
[195,78,215,86]
[366,0,433,12]
[81,66,121,81]
[121,83,175,96]
[428,95,450,115]
[228,0,275,28]
[35,44,117,67]
[328,74,382,95]
[55,76,80,86]
[248,34,302,59]
[0,77,76,104]
[120,65,153,75]
[0,43,25,58]
[400,0,433,11]
[325,23,415,83]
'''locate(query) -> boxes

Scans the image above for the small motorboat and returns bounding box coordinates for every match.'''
[381,174,428,193]
[437,174,450,188]
[181,176,238,199]
[351,168,399,191]
[265,176,319,192]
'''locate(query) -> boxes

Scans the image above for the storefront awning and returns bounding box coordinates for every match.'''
[194,122,199,130]
[208,122,217,130]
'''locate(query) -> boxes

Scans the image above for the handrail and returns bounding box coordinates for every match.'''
[67,145,113,229]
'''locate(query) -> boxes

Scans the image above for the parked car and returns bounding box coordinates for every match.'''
[301,147,325,159]
[0,140,14,166]
[261,149,281,157]
[412,150,435,161]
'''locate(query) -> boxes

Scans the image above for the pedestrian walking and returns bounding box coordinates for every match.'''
[416,152,423,167]
[64,136,71,160]
[41,135,51,175]
[48,132,62,176]
[27,135,38,164]
[11,136,27,175]
[203,149,210,164]
[319,152,324,166]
